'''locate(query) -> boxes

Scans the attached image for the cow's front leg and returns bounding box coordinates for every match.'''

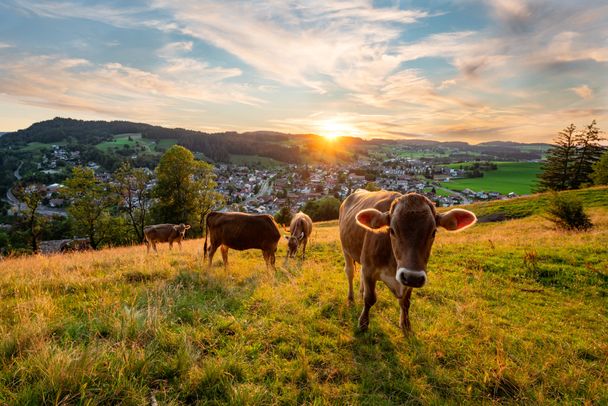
[301,238,307,260]
[343,249,356,302]
[358,272,377,331]
[399,288,413,332]
[168,240,173,250]
[178,239,183,250]
[152,241,158,254]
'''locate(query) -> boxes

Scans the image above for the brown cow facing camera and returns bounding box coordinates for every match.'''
[144,223,191,254]
[204,211,281,270]
[285,211,313,262]
[339,189,476,332]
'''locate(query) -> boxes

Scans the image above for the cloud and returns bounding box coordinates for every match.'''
[0,53,262,125]
[570,85,593,99]
[1,0,606,141]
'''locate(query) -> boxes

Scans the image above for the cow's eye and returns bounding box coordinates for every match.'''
[389,227,395,236]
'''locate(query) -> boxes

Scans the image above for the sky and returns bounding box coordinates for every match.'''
[0,0,606,143]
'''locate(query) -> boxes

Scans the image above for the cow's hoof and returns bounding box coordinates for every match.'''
[358,318,369,331]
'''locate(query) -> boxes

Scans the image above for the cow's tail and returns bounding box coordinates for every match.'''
[203,213,210,260]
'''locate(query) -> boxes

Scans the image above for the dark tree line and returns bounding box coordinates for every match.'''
[537,121,605,191]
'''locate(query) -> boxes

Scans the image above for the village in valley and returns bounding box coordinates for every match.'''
[7,141,523,220]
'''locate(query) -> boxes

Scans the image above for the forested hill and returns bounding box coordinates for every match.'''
[2,117,551,164]
[1,117,316,163]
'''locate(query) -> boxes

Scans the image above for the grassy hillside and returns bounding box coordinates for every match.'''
[455,186,608,220]
[1,192,607,404]
[441,162,543,195]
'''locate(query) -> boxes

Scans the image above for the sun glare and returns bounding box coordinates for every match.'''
[318,120,360,141]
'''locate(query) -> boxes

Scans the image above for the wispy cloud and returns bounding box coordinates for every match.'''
[0,0,606,141]
[0,52,262,125]
[570,85,593,99]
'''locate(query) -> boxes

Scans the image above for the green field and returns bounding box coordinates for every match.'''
[95,133,150,152]
[0,188,607,404]
[95,134,176,154]
[18,141,67,153]
[441,162,542,195]
[230,154,282,168]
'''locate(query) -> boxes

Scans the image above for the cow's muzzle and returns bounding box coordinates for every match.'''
[396,268,427,288]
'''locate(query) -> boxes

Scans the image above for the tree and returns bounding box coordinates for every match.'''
[363,182,380,192]
[114,162,152,242]
[193,161,224,235]
[13,183,47,253]
[302,196,341,221]
[153,145,202,224]
[572,120,605,188]
[591,150,608,185]
[63,166,117,249]
[153,145,223,230]
[538,122,605,191]
[274,205,293,226]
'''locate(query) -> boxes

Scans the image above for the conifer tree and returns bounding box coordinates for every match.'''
[537,121,605,191]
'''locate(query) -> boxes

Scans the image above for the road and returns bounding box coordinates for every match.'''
[244,177,274,204]
[5,161,67,217]
[436,186,473,205]
[14,161,22,180]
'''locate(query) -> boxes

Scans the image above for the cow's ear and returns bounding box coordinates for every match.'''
[437,209,477,231]
[173,225,179,231]
[185,225,191,229]
[356,209,390,232]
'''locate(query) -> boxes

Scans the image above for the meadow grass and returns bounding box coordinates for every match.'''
[441,162,543,195]
[456,186,608,220]
[1,199,607,404]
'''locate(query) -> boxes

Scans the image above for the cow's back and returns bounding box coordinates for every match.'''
[208,212,281,251]
[339,189,401,264]
[144,224,176,242]
[290,212,313,237]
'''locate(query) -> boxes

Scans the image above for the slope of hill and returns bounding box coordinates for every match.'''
[1,117,551,167]
[1,189,607,404]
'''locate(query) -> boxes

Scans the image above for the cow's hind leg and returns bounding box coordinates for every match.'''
[207,243,219,267]
[399,287,413,332]
[269,249,276,271]
[152,241,158,254]
[358,271,377,331]
[342,248,356,302]
[220,245,229,269]
[145,240,150,254]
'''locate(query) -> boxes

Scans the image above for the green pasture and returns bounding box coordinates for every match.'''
[441,162,542,195]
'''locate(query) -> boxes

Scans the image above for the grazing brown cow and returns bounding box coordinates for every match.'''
[59,238,91,253]
[204,211,281,270]
[144,223,191,254]
[285,211,313,261]
[339,189,476,331]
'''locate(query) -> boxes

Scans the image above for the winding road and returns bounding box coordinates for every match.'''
[5,161,67,217]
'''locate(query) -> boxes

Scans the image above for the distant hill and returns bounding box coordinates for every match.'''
[1,117,552,164]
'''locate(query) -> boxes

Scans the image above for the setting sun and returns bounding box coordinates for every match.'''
[318,120,361,141]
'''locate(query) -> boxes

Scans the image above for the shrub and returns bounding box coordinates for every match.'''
[545,193,593,231]
[302,196,341,222]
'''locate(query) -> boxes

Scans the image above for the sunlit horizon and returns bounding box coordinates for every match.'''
[0,0,606,142]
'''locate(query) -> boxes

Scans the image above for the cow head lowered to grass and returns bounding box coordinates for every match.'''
[338,190,477,331]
